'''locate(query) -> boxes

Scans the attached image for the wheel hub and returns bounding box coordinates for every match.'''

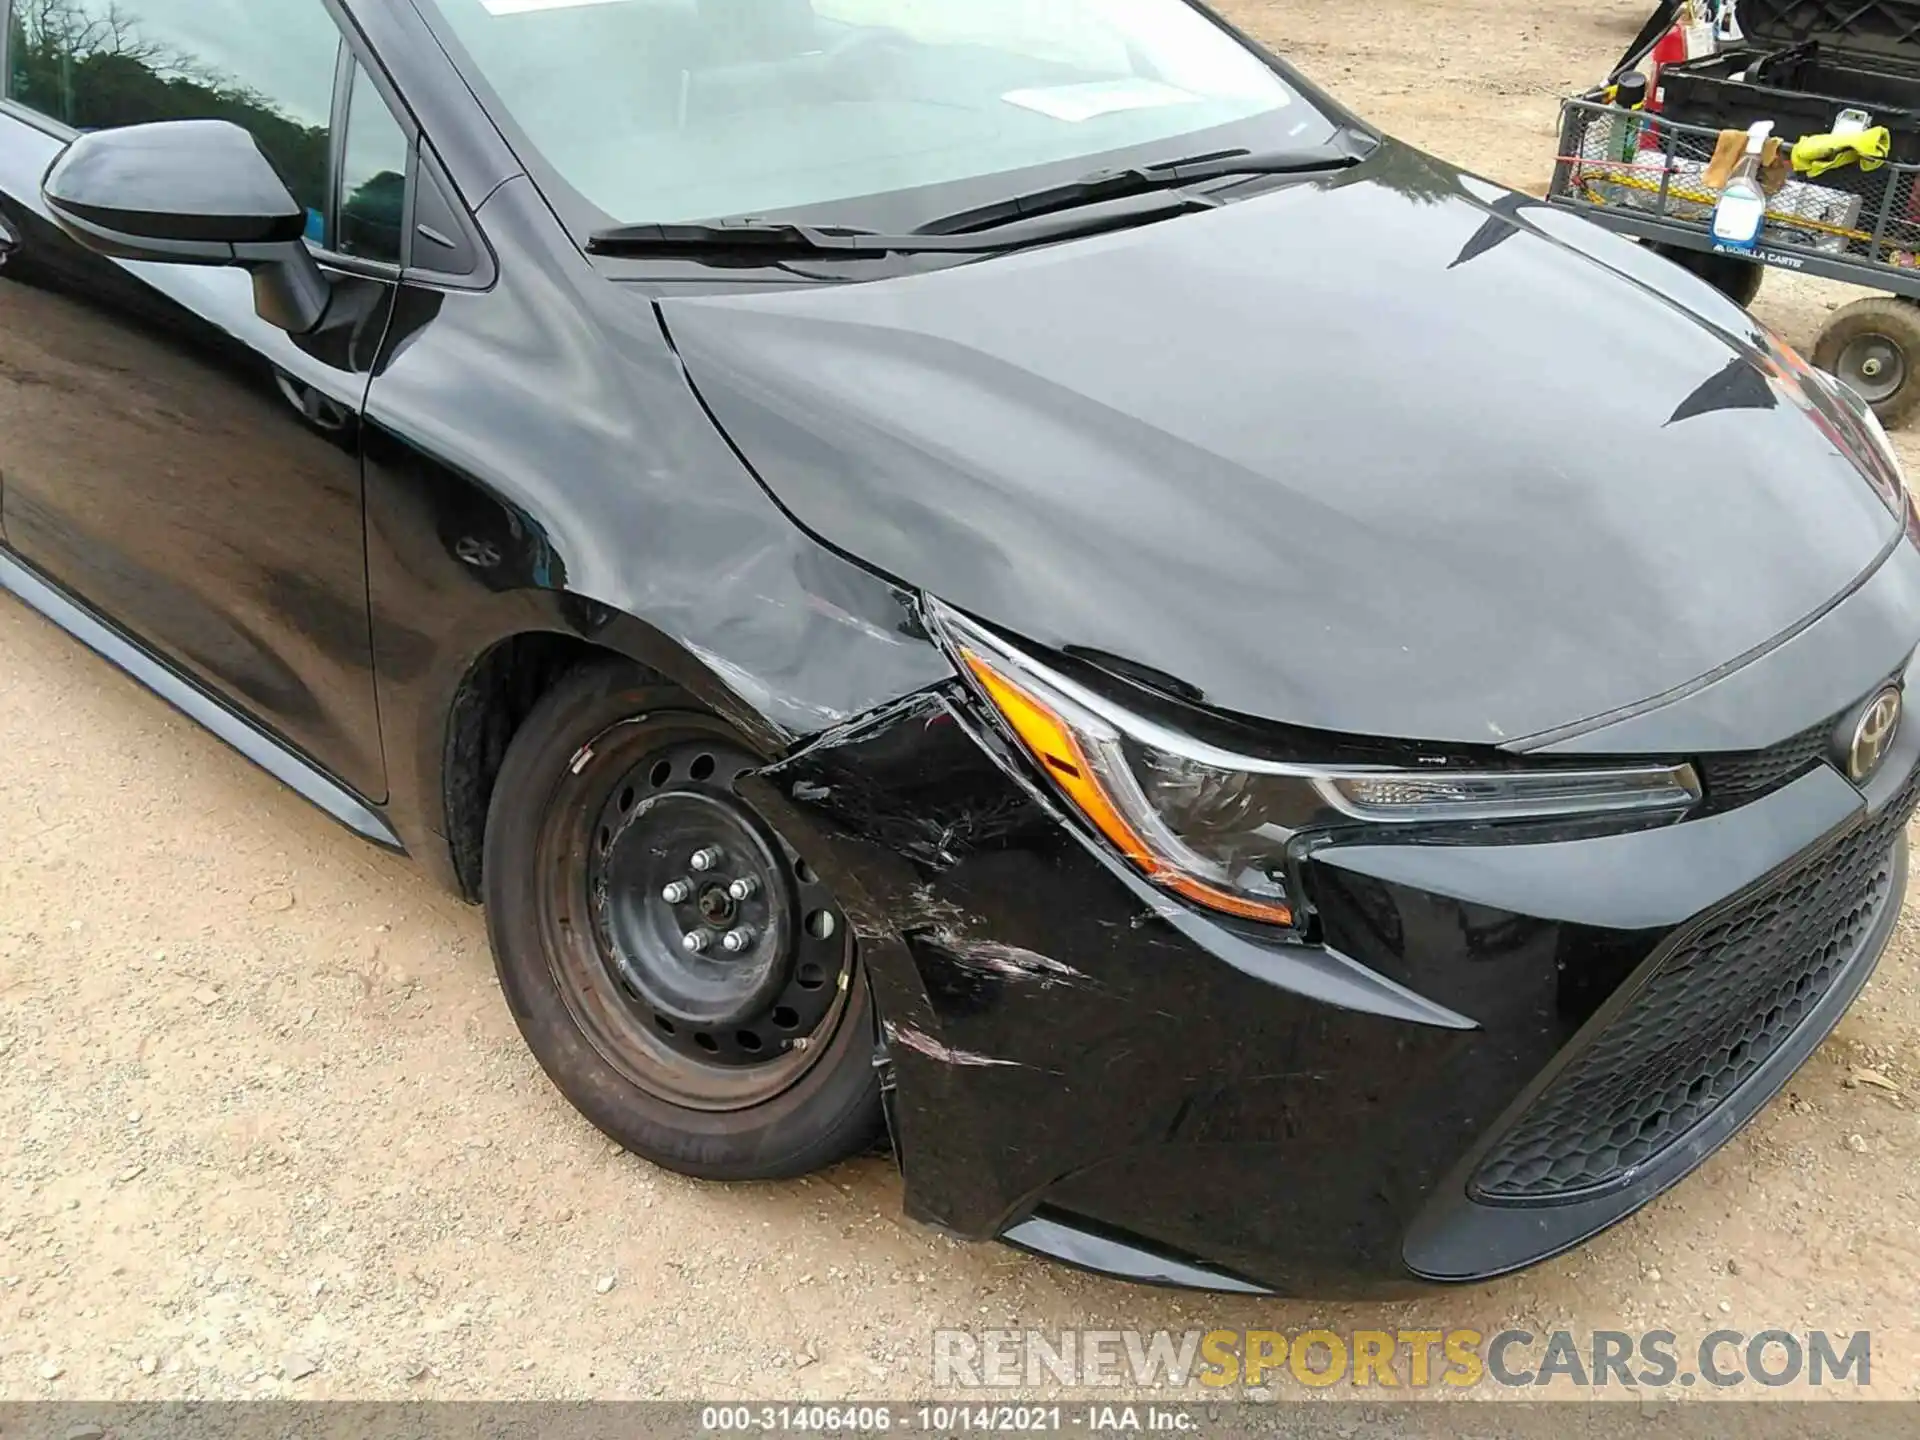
[578,735,851,1075]
[595,788,788,1029]
[695,883,736,928]
[1839,332,1907,404]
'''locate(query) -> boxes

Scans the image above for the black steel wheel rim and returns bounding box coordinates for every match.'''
[535,713,853,1111]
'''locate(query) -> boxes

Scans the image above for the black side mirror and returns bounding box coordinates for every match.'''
[41,119,334,335]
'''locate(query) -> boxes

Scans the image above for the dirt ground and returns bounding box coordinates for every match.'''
[4,0,1920,1405]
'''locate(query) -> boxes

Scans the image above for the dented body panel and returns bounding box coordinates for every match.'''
[1,0,1916,1297]
[356,179,955,883]
[659,140,1901,752]
[750,669,1920,1293]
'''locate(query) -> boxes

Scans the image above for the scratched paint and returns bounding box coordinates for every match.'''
[883,1020,1024,1070]
[924,930,1088,989]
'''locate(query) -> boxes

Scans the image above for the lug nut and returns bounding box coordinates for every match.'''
[726,876,759,901]
[721,925,757,954]
[661,879,693,903]
[689,846,723,872]
[681,928,712,954]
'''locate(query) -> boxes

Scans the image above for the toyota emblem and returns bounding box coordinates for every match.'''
[1848,686,1903,784]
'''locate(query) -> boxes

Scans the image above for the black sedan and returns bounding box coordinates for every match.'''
[0,0,1914,1296]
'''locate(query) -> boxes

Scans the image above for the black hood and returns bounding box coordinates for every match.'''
[658,143,1902,748]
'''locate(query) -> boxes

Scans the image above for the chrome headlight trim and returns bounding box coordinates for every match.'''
[928,597,1701,933]
[942,602,1700,820]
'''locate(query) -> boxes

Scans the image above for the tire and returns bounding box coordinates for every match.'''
[1650,243,1764,308]
[482,658,881,1179]
[1814,296,1920,429]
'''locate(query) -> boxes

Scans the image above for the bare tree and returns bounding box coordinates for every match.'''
[11,0,224,85]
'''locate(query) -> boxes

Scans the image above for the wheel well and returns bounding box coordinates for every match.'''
[443,632,617,900]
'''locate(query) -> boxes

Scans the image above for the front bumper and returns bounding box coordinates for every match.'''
[749,663,1920,1296]
[1405,815,1906,1283]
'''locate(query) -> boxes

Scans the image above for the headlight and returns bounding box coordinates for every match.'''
[929,602,1701,929]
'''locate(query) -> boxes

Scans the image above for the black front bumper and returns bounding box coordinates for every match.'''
[1406,821,1906,1283]
[750,665,1920,1296]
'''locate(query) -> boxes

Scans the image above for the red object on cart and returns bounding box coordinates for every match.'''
[1647,22,1690,106]
[1626,17,1693,153]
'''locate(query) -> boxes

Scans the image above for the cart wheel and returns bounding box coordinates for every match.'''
[1650,243,1763,308]
[1814,297,1920,427]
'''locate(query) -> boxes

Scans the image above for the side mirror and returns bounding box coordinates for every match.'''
[41,119,333,335]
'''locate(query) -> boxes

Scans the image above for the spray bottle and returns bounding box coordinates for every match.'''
[1712,120,1774,254]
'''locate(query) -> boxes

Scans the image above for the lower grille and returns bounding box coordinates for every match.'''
[1472,764,1919,1205]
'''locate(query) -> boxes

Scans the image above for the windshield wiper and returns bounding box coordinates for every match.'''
[587,191,1217,257]
[912,127,1377,236]
[586,129,1376,257]
[589,218,938,255]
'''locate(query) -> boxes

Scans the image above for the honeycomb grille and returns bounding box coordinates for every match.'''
[1695,714,1838,809]
[1471,762,1919,1205]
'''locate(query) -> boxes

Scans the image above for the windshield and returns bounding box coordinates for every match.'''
[423,0,1337,226]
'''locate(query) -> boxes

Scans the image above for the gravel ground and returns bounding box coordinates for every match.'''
[3,0,1920,1404]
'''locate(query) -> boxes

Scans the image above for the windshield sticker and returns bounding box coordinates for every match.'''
[1001,79,1206,123]
[479,0,634,14]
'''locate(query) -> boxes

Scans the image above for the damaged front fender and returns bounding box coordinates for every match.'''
[741,683,1487,1291]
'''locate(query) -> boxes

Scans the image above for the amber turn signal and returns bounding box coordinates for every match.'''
[959,646,1293,927]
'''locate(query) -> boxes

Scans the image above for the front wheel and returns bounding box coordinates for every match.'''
[1814,296,1920,428]
[482,659,881,1179]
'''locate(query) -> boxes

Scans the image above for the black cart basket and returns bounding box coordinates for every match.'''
[1549,99,1920,284]
[1546,0,1920,421]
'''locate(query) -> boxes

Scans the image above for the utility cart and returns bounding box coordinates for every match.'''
[1547,0,1920,422]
